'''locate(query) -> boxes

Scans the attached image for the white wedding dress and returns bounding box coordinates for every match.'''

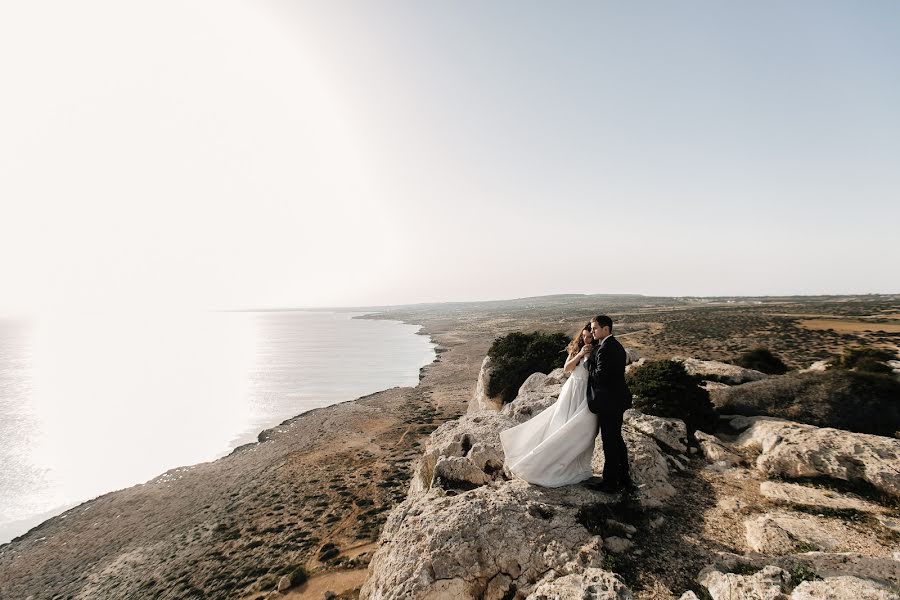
[499,359,597,487]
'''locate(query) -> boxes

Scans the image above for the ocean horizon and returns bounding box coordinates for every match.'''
[0,309,435,544]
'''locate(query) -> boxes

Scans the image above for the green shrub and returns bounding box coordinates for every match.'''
[712,370,900,437]
[487,331,569,404]
[626,360,716,434]
[733,347,788,375]
[833,347,896,375]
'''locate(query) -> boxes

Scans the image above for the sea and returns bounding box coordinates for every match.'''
[0,309,435,544]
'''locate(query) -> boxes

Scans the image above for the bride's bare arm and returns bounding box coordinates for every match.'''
[564,347,590,373]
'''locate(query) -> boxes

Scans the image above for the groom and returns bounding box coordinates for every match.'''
[585,315,633,493]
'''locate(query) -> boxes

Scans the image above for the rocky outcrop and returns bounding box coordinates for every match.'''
[696,552,900,593]
[800,360,830,373]
[500,369,567,424]
[470,356,504,413]
[732,416,900,497]
[673,357,769,384]
[791,576,900,600]
[358,479,614,599]
[697,564,791,600]
[694,431,742,467]
[593,425,676,508]
[361,360,688,599]
[527,568,633,599]
[409,412,516,498]
[759,481,889,515]
[745,512,846,554]
[624,409,688,453]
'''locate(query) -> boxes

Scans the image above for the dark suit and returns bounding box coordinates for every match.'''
[585,335,633,486]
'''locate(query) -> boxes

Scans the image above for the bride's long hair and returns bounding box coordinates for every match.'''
[566,322,592,356]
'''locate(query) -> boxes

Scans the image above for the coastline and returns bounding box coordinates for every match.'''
[0,311,477,600]
[0,310,435,547]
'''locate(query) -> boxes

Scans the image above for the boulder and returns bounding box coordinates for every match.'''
[702,552,900,590]
[694,431,742,466]
[603,536,633,554]
[697,564,790,600]
[759,481,888,515]
[470,356,504,413]
[500,371,567,424]
[624,358,646,376]
[800,360,830,373]
[501,390,557,425]
[744,512,845,554]
[734,417,900,497]
[674,357,769,385]
[409,412,517,498]
[594,426,675,507]
[791,575,900,599]
[526,568,633,599]
[624,410,688,453]
[359,479,613,600]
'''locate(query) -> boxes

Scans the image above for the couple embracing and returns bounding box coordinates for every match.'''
[499,315,634,493]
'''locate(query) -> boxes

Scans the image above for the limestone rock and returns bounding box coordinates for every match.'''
[625,348,641,365]
[889,360,900,381]
[877,515,900,534]
[735,417,900,497]
[501,390,557,425]
[624,410,688,453]
[694,431,742,466]
[706,552,900,589]
[593,426,675,507]
[674,357,769,385]
[759,481,888,514]
[526,568,633,599]
[605,519,637,536]
[410,412,516,498]
[603,536,633,554]
[625,358,646,376]
[432,456,493,490]
[500,371,567,425]
[678,593,700,600]
[697,564,790,600]
[545,367,570,386]
[800,360,830,373]
[277,575,291,592]
[702,381,731,391]
[745,512,843,554]
[790,553,900,588]
[359,479,612,600]
[791,575,900,599]
[470,356,503,413]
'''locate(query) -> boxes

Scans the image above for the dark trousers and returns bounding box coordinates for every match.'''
[597,409,630,485]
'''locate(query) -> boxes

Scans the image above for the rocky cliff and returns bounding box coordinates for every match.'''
[359,359,900,600]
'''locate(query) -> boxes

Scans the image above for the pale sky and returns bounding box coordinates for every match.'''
[1,1,898,315]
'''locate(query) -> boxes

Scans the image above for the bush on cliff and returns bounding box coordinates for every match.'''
[733,347,789,375]
[832,347,896,375]
[487,330,569,404]
[711,369,900,437]
[626,360,716,434]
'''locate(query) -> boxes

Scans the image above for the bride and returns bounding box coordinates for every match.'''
[499,323,599,487]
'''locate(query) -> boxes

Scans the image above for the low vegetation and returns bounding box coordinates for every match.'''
[487,330,569,403]
[732,347,789,375]
[626,360,717,434]
[712,369,900,437]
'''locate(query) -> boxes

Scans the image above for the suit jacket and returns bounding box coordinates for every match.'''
[585,335,633,416]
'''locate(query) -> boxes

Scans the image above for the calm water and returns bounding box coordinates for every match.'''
[0,310,434,544]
